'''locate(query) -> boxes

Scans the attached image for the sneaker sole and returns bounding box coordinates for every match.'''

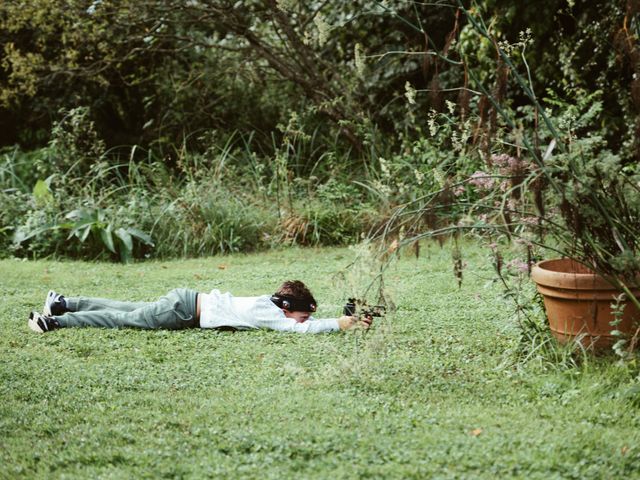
[28,312,45,333]
[43,290,55,317]
[42,290,59,317]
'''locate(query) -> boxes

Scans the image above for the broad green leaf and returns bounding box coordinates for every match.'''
[115,227,133,253]
[13,224,54,244]
[12,226,31,245]
[127,227,154,246]
[66,208,98,224]
[79,225,92,242]
[65,209,84,220]
[100,227,116,253]
[72,218,97,229]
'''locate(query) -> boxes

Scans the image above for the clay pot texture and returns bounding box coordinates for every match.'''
[531,258,640,349]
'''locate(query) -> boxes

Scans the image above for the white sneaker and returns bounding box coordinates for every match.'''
[28,311,60,333]
[43,290,67,316]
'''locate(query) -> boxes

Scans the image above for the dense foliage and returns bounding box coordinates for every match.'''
[0,1,638,261]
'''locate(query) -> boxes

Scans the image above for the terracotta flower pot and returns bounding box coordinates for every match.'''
[531,258,640,349]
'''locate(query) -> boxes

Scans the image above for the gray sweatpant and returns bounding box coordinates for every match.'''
[56,288,198,329]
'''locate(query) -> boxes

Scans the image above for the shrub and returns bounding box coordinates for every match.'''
[278,201,375,247]
[146,184,273,258]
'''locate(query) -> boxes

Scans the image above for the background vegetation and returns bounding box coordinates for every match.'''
[3,3,640,475]
[1,0,638,261]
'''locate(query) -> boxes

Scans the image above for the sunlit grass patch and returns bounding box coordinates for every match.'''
[2,243,640,478]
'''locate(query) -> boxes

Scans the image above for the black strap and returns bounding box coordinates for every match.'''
[270,294,317,312]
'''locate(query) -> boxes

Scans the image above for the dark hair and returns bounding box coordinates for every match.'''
[274,280,317,311]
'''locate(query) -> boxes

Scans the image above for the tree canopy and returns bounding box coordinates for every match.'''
[0,1,637,160]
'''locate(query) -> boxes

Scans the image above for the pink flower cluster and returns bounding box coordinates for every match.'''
[519,216,539,226]
[469,171,495,190]
[491,153,518,169]
[466,154,532,195]
[491,153,530,176]
[505,258,530,273]
[453,185,466,197]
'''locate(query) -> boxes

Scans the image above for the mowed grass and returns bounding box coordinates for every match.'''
[1,243,640,479]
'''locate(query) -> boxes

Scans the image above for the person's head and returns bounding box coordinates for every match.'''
[271,280,317,323]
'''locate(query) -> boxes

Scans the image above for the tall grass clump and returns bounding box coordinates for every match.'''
[1,111,386,261]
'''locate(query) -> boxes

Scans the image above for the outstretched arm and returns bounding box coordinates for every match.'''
[253,314,373,333]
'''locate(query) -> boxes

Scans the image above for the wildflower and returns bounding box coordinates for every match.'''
[506,259,529,273]
[427,110,438,136]
[508,156,521,171]
[520,216,539,226]
[518,29,532,46]
[491,153,515,169]
[469,171,495,190]
[314,13,330,46]
[446,100,456,115]
[405,82,417,105]
[498,40,514,55]
[433,170,445,188]
[373,179,391,196]
[451,131,462,152]
[491,153,531,179]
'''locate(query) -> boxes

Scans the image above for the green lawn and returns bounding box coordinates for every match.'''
[2,244,639,478]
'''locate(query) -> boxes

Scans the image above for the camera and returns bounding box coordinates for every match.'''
[343,298,386,319]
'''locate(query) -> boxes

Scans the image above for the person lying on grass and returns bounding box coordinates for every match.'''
[28,280,371,334]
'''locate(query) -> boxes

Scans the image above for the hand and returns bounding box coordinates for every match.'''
[360,314,373,329]
[338,315,373,331]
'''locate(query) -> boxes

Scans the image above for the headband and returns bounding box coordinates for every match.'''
[270,294,317,312]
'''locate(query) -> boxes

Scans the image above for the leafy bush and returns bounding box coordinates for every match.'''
[2,129,390,260]
[278,202,375,247]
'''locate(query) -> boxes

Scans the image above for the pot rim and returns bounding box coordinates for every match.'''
[531,258,620,291]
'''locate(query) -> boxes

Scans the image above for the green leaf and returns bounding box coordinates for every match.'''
[78,225,92,242]
[12,224,55,245]
[65,209,84,220]
[72,218,97,230]
[100,227,116,253]
[127,227,154,247]
[32,179,53,206]
[66,208,97,224]
[115,227,133,253]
